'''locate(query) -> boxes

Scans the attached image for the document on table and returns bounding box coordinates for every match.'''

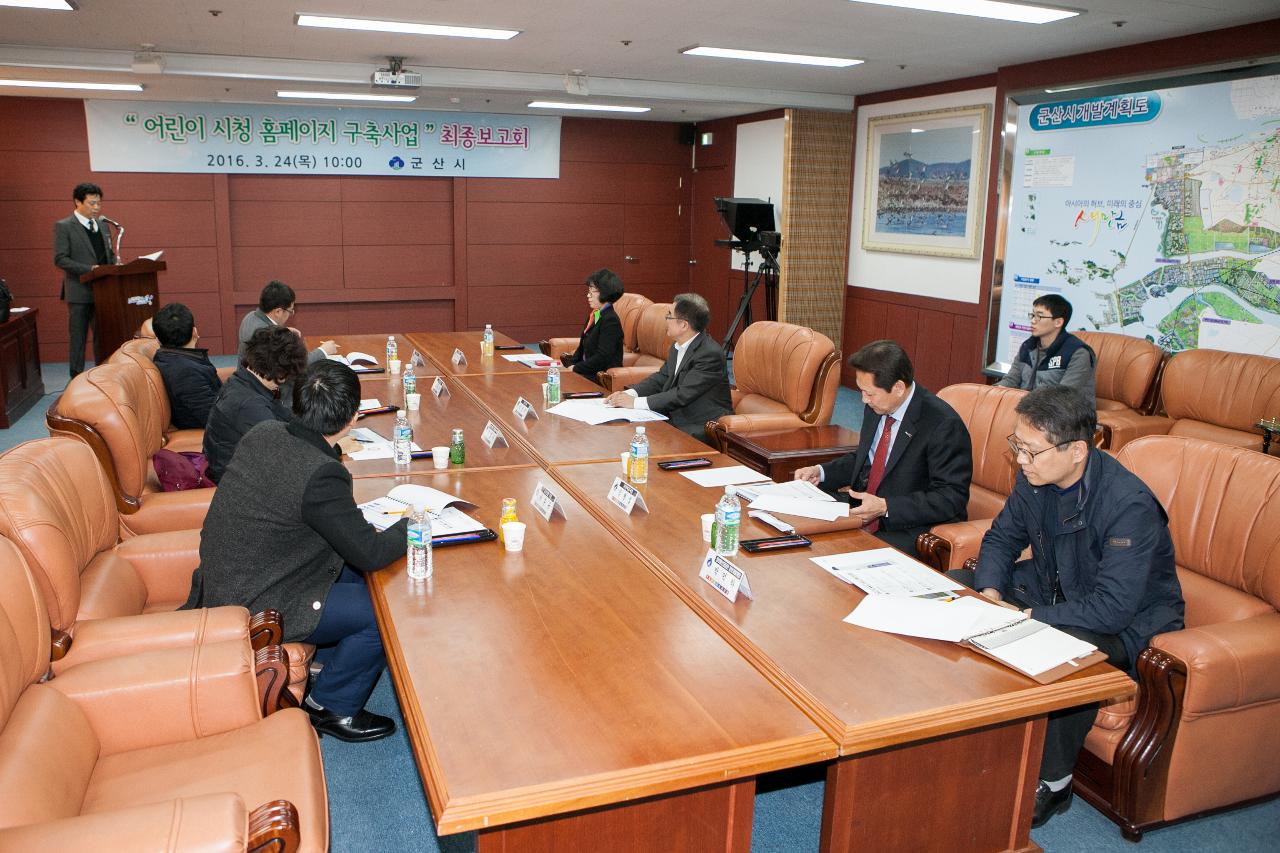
[843,594,1026,642]
[748,494,848,521]
[679,465,772,488]
[546,399,668,424]
[348,441,422,460]
[351,427,385,443]
[329,352,380,369]
[736,479,835,502]
[811,548,963,597]
[500,353,548,367]
[360,502,486,534]
[968,619,1098,677]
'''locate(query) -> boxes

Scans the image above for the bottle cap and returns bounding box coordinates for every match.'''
[725,485,736,496]
[636,426,645,434]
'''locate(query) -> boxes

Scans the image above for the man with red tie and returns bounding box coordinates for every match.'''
[794,339,972,553]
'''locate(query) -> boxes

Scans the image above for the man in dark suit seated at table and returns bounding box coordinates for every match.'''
[151,302,222,430]
[605,292,732,442]
[183,359,408,743]
[793,339,971,554]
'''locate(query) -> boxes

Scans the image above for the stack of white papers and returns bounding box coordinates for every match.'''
[500,353,548,368]
[546,399,668,424]
[812,548,963,597]
[678,466,771,488]
[358,484,477,529]
[843,594,1026,642]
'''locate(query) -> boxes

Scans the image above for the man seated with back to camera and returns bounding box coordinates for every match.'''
[183,360,408,743]
[151,302,222,430]
[604,292,732,442]
[203,325,308,483]
[793,340,971,554]
[952,384,1184,828]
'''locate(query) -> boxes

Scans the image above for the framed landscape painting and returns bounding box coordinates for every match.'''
[862,104,991,258]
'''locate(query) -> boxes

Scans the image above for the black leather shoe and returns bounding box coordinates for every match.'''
[1032,781,1073,828]
[304,705,396,743]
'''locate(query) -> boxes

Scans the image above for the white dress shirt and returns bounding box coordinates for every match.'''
[818,382,916,484]
[627,333,699,410]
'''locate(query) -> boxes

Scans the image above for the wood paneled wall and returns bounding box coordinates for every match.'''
[0,98,697,362]
[843,18,1280,393]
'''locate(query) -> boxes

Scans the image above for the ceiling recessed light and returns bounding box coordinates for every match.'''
[277,90,417,103]
[0,79,142,91]
[295,13,519,40]
[681,46,862,68]
[527,101,651,113]
[846,0,1079,25]
[0,1,77,9]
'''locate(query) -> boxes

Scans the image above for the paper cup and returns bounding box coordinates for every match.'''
[405,393,421,411]
[389,359,402,375]
[701,513,715,543]
[431,446,449,469]
[502,521,526,552]
[620,451,630,477]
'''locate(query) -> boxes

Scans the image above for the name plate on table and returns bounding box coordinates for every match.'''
[451,348,467,366]
[607,477,648,515]
[513,396,539,420]
[431,376,449,398]
[699,550,754,603]
[410,349,426,368]
[531,481,565,521]
[481,420,508,448]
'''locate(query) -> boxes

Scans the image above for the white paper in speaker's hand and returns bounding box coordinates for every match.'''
[843,595,1023,642]
[679,465,772,488]
[749,494,849,521]
[812,548,963,596]
[140,251,164,261]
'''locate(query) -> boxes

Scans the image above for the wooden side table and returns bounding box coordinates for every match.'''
[722,424,860,481]
[0,308,44,428]
[1256,419,1280,455]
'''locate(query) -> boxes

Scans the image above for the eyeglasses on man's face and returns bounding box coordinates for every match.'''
[1006,433,1067,462]
[1028,312,1055,322]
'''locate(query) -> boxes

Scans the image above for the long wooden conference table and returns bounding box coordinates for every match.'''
[328,330,1133,853]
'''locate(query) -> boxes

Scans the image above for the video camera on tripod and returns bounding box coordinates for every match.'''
[714,197,782,354]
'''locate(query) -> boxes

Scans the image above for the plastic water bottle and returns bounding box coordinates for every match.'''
[402,359,417,397]
[629,426,649,484]
[385,335,398,365]
[546,361,561,405]
[481,324,495,358]
[407,504,432,580]
[714,486,741,557]
[393,412,412,469]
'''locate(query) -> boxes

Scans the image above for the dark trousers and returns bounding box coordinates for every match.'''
[303,567,386,716]
[68,301,100,377]
[946,568,1131,781]
[873,524,926,556]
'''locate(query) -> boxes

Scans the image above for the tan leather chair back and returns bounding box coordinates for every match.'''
[1160,349,1280,448]
[49,363,164,501]
[938,384,1026,520]
[0,439,119,632]
[633,302,673,360]
[0,536,54,723]
[109,336,173,430]
[613,293,653,354]
[732,322,838,422]
[1117,435,1280,627]
[1076,331,1162,411]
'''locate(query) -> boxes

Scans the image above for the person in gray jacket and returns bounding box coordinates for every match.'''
[997,294,1096,407]
[238,279,337,363]
[53,182,116,377]
[604,292,732,441]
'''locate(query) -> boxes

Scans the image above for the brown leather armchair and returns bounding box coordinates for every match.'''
[0,436,312,698]
[704,321,840,448]
[916,384,1026,570]
[541,292,654,366]
[109,336,215,452]
[1099,348,1280,453]
[1069,435,1280,838]
[599,301,674,393]
[0,536,324,853]
[1075,331,1166,451]
[46,362,214,536]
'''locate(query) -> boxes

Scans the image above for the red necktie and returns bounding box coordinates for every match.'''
[863,415,895,534]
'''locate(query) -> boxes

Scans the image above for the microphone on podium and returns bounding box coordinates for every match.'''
[99,216,124,260]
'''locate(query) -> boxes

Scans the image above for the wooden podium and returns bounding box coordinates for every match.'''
[80,258,166,359]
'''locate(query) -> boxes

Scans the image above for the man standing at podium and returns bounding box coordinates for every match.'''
[53,182,116,378]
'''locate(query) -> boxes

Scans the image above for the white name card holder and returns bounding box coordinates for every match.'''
[481,420,508,448]
[431,376,449,399]
[698,550,754,603]
[410,349,427,368]
[513,396,540,420]
[451,348,467,366]
[607,477,648,515]
[531,481,566,521]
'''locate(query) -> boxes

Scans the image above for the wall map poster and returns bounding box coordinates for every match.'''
[995,73,1280,366]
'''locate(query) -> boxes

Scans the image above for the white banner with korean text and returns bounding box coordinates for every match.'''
[84,100,560,178]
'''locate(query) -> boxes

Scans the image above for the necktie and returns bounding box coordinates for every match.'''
[90,220,97,233]
[862,415,896,534]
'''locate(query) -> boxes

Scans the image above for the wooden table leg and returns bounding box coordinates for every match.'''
[821,717,1047,853]
[476,778,754,853]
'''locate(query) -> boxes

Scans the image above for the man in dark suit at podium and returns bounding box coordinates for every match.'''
[53,182,116,377]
